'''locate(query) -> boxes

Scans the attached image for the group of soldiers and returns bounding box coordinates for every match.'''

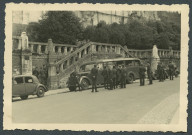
[32,65,48,86]
[91,64,128,92]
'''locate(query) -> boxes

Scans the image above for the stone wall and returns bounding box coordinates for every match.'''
[12,52,22,76]
[32,54,48,69]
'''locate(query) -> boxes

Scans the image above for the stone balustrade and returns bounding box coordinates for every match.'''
[158,49,180,59]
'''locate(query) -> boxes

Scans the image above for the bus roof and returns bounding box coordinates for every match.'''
[81,57,140,65]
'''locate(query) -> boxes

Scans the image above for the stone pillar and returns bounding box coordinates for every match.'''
[110,46,113,53]
[58,46,61,53]
[37,45,41,54]
[45,46,48,54]
[151,45,160,73]
[79,52,81,58]
[116,46,120,54]
[84,49,87,55]
[70,47,73,52]
[105,46,108,53]
[21,32,28,50]
[60,63,63,71]
[30,44,34,52]
[91,44,96,53]
[67,60,70,66]
[64,47,68,55]
[48,39,53,54]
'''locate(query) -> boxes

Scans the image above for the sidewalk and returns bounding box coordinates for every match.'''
[45,88,70,96]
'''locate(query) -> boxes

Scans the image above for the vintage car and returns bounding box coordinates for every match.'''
[12,75,48,100]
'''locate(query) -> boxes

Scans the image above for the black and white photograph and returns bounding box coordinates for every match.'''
[3,3,189,132]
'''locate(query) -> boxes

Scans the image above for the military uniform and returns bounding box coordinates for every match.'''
[91,65,98,92]
[102,67,108,89]
[112,66,117,89]
[168,62,174,80]
[71,71,81,91]
[121,66,127,88]
[108,68,113,90]
[139,65,146,86]
[147,64,153,85]
[116,67,121,88]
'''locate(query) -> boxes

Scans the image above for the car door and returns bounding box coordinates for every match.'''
[24,76,37,95]
[12,77,26,96]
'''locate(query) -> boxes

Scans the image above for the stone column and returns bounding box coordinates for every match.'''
[151,45,160,73]
[70,47,73,52]
[37,45,41,54]
[30,44,34,52]
[110,46,113,53]
[45,46,48,54]
[98,46,101,52]
[105,46,108,53]
[60,63,63,71]
[64,47,68,55]
[84,49,87,55]
[116,46,120,54]
[18,38,22,50]
[91,44,96,53]
[58,46,61,53]
[79,52,81,58]
[21,32,28,50]
[48,39,53,54]
[67,60,70,66]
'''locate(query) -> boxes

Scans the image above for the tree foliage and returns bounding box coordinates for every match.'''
[27,11,83,44]
[27,11,181,50]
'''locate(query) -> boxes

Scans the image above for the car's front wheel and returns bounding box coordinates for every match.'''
[37,87,45,97]
[80,79,89,90]
[20,95,28,100]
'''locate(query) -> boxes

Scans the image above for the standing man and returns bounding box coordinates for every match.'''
[112,65,117,89]
[116,65,122,88]
[121,65,127,88]
[168,61,174,80]
[108,66,113,90]
[147,63,153,85]
[157,62,161,81]
[139,64,146,86]
[102,66,108,89]
[91,64,98,92]
[33,67,39,79]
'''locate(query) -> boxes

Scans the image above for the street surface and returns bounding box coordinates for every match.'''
[12,77,180,124]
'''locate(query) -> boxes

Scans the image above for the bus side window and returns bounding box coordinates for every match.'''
[125,60,134,66]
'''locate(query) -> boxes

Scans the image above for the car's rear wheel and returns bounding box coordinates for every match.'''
[37,87,45,97]
[20,95,28,100]
[80,79,89,90]
[128,74,134,84]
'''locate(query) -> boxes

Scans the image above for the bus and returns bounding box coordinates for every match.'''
[70,58,142,90]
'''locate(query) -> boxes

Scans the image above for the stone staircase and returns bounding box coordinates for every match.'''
[49,42,134,89]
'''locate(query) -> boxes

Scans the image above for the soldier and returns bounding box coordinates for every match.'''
[91,64,98,92]
[102,66,108,89]
[157,62,161,81]
[71,70,81,92]
[116,65,122,88]
[121,65,127,88]
[147,63,153,85]
[139,64,146,86]
[33,67,39,79]
[168,61,174,80]
[43,64,48,86]
[112,65,117,89]
[107,66,113,90]
[159,65,164,82]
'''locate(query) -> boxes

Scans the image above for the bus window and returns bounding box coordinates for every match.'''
[79,65,85,72]
[125,60,134,66]
[116,61,124,66]
[134,60,140,66]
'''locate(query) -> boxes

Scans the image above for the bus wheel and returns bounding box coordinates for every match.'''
[128,74,134,84]
[81,79,89,90]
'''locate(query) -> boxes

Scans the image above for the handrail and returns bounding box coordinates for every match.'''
[55,42,92,65]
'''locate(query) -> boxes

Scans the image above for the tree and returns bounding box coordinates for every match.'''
[27,11,83,44]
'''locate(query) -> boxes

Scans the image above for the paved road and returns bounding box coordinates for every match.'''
[12,77,180,124]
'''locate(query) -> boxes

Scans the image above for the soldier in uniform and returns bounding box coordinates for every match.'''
[108,66,113,90]
[147,63,153,85]
[168,61,174,80]
[139,64,146,86]
[112,65,117,89]
[33,67,39,79]
[102,66,108,89]
[157,62,161,81]
[71,70,81,91]
[116,65,122,88]
[121,65,127,88]
[91,64,98,92]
